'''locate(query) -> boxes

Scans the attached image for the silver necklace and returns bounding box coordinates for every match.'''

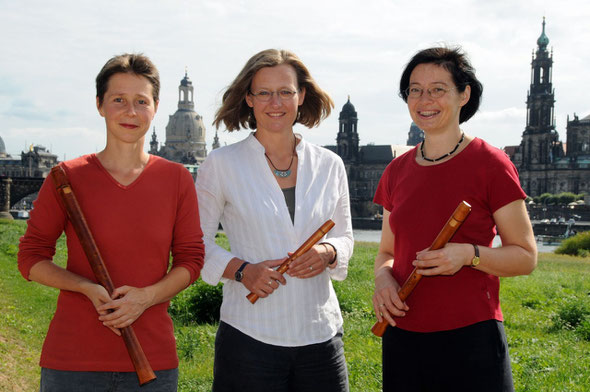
[265,135,296,178]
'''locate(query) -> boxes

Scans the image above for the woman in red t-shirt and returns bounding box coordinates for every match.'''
[372,47,537,392]
[18,54,204,391]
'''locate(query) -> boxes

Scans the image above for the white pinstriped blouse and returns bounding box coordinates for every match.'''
[195,133,353,346]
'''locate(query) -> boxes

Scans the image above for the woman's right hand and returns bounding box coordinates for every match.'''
[241,258,287,298]
[27,261,122,336]
[80,281,122,336]
[372,269,409,327]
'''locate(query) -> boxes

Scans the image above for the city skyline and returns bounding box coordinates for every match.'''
[1,0,589,160]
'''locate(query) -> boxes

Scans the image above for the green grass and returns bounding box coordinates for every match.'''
[2,219,590,391]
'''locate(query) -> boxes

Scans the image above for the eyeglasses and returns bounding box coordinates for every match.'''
[249,89,298,102]
[403,86,460,99]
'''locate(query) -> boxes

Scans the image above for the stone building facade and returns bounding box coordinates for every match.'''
[507,18,590,196]
[0,137,58,178]
[326,98,412,217]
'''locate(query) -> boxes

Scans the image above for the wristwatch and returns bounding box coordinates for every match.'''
[470,244,480,267]
[235,261,249,282]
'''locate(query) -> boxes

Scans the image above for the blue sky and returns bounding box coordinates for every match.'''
[1,0,589,160]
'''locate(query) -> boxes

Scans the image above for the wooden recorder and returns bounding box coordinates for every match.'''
[246,220,335,304]
[50,165,156,385]
[371,201,471,337]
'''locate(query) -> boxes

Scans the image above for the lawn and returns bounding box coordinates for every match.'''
[1,219,589,391]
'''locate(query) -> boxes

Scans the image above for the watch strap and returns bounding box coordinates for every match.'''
[470,244,480,267]
[321,242,337,265]
[235,261,249,281]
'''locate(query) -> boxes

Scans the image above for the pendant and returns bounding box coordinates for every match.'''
[273,169,291,178]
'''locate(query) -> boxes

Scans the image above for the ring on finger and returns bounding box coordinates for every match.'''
[309,266,313,271]
[268,280,272,286]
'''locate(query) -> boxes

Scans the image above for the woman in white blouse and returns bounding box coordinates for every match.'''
[195,49,353,392]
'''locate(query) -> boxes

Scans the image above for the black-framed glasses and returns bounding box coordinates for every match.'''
[402,86,460,99]
[249,89,298,102]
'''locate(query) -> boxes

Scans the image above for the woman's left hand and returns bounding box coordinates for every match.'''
[287,244,335,279]
[413,243,472,276]
[97,286,153,329]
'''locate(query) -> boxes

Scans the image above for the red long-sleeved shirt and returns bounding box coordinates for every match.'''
[18,154,204,371]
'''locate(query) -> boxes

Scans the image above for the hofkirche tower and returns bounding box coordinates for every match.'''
[508,18,590,196]
[519,17,563,172]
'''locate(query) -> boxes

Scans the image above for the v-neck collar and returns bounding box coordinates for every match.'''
[90,153,155,190]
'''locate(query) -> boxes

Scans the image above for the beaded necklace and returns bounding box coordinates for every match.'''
[420,132,465,162]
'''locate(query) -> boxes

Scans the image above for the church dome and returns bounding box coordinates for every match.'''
[537,17,549,49]
[407,122,424,146]
[0,135,6,157]
[339,96,357,119]
[166,110,206,146]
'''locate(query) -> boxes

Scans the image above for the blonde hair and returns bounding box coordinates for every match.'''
[213,49,334,131]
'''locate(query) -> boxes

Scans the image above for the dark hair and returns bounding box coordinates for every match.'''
[399,46,483,123]
[96,53,160,106]
[213,49,334,131]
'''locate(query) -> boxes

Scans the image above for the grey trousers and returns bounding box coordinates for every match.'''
[40,368,178,392]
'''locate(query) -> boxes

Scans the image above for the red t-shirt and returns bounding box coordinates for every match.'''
[18,154,204,371]
[373,138,525,332]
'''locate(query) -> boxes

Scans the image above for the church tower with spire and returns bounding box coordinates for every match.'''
[149,127,159,155]
[212,130,220,150]
[337,96,359,163]
[516,18,564,195]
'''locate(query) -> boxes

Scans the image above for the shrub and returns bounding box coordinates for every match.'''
[532,192,582,205]
[555,231,590,256]
[551,299,590,330]
[169,280,223,325]
[577,318,590,341]
[536,193,554,205]
[557,192,577,205]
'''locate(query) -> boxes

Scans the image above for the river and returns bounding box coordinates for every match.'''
[353,229,558,253]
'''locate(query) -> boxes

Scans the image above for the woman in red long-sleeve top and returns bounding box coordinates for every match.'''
[18,53,204,392]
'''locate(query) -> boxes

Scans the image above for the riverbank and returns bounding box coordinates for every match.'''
[353,229,559,253]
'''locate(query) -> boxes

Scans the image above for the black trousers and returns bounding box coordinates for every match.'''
[213,321,349,392]
[382,320,514,392]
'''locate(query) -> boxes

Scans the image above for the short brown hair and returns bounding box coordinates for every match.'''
[96,53,160,106]
[213,49,334,131]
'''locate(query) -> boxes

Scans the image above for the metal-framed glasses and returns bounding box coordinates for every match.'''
[249,89,298,102]
[403,85,460,99]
